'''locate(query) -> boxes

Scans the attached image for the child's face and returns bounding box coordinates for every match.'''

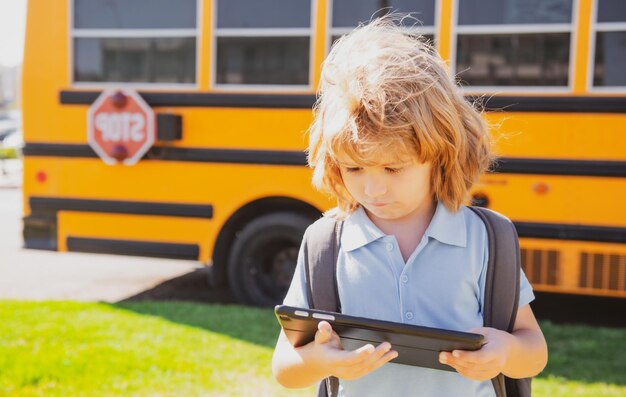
[338,153,434,223]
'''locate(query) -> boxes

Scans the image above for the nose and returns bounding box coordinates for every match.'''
[364,175,387,198]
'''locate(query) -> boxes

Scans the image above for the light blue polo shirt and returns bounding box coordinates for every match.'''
[283,202,535,397]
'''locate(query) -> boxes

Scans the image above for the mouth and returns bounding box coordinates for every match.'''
[369,202,388,207]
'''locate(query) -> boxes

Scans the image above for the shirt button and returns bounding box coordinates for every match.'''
[405,312,414,320]
[386,243,394,251]
[400,275,409,283]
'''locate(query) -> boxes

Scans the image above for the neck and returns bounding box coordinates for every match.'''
[366,200,437,238]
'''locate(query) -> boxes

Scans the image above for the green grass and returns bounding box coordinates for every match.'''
[0,300,624,397]
[0,301,313,397]
[534,321,626,396]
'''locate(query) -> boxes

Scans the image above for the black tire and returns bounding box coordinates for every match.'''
[227,212,313,306]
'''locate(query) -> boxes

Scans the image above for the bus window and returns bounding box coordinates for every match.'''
[214,0,312,88]
[592,0,626,88]
[329,0,436,47]
[72,0,198,85]
[455,0,573,88]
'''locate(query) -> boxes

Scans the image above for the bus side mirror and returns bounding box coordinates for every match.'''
[157,113,182,141]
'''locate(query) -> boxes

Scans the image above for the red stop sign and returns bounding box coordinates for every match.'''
[87,89,155,165]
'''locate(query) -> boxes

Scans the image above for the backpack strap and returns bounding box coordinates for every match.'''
[303,216,343,312]
[469,206,531,397]
[469,207,520,332]
[302,216,343,397]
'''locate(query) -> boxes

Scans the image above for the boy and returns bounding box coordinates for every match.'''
[272,17,548,397]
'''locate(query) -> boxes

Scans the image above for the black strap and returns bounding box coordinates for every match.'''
[303,216,343,397]
[304,216,343,312]
[469,206,520,332]
[469,206,531,397]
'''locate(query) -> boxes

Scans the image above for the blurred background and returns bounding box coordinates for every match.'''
[1,1,625,396]
[0,0,23,188]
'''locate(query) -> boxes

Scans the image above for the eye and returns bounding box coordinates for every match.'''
[385,167,402,174]
[345,167,362,173]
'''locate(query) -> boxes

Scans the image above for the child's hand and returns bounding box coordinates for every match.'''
[305,321,398,380]
[438,327,513,381]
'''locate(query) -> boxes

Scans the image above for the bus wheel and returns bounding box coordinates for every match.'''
[227,212,313,306]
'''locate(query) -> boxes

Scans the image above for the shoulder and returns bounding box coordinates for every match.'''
[461,205,520,258]
[460,205,490,229]
[305,215,340,235]
[462,205,514,229]
[464,206,518,243]
[302,215,342,249]
[460,206,490,249]
[466,206,513,223]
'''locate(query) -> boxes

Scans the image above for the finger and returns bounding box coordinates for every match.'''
[370,349,398,369]
[442,352,499,380]
[332,343,375,367]
[338,349,398,380]
[440,351,497,369]
[447,358,491,373]
[344,343,396,372]
[442,358,491,375]
[359,342,392,367]
[449,363,496,381]
[450,349,494,365]
[314,321,334,345]
[356,343,376,354]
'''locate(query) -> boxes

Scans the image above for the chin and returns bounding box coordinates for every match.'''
[365,207,399,220]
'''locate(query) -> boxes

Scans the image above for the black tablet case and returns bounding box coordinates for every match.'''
[275,305,484,372]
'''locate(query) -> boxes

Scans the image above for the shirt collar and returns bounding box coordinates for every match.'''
[424,202,467,247]
[341,206,386,252]
[340,202,467,252]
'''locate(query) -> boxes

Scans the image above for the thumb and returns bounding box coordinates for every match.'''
[315,321,333,345]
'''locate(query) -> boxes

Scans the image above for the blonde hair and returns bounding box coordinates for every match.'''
[307,16,492,217]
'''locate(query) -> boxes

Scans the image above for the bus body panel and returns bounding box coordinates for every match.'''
[477,174,626,227]
[21,0,626,302]
[488,112,626,161]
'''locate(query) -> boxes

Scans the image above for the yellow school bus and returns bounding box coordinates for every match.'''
[22,0,626,305]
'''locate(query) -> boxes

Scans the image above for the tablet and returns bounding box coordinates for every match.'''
[275,305,484,372]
